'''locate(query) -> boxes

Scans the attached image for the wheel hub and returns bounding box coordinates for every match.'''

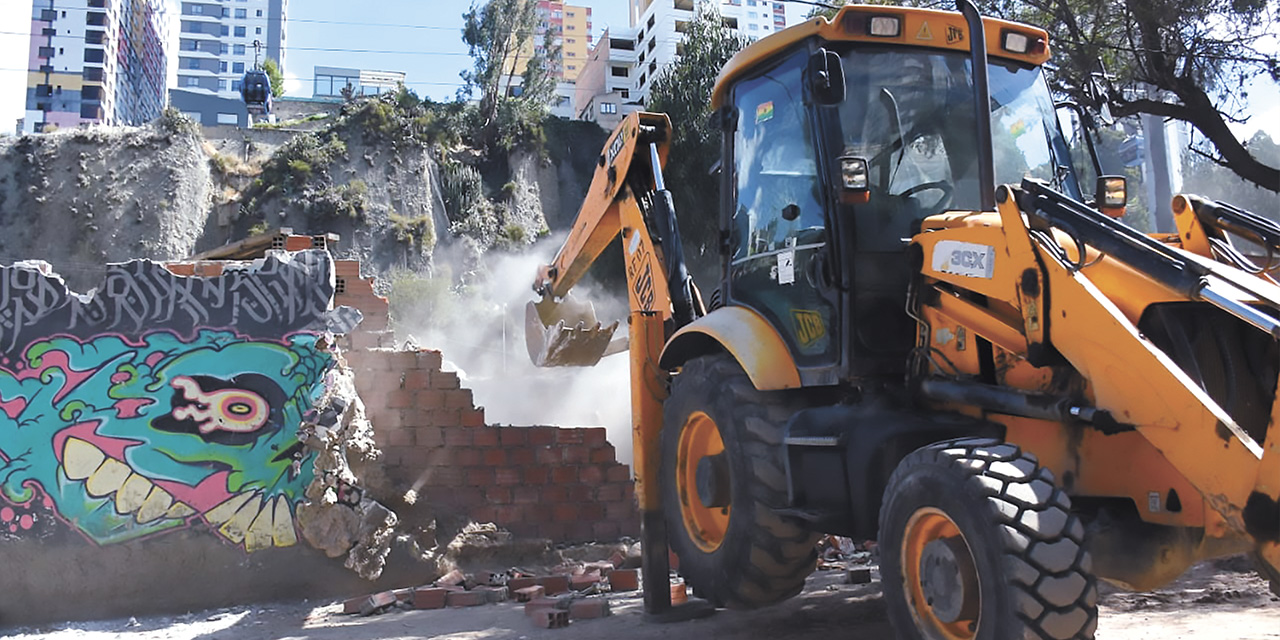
[919,536,979,623]
[695,452,730,508]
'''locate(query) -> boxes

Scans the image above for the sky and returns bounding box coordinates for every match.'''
[0,1,1273,141]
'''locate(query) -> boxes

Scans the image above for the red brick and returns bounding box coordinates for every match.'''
[528,427,556,446]
[562,445,590,464]
[579,465,604,485]
[495,467,521,485]
[569,597,611,619]
[537,575,571,595]
[431,370,460,389]
[529,608,569,629]
[608,569,639,592]
[596,484,624,502]
[605,466,631,483]
[535,447,561,465]
[508,448,535,465]
[512,485,541,504]
[448,448,480,466]
[443,487,484,507]
[432,408,463,428]
[461,408,486,427]
[514,585,545,602]
[386,429,413,447]
[570,574,599,591]
[436,568,466,586]
[508,577,540,592]
[584,428,607,446]
[522,467,549,485]
[444,428,473,446]
[539,485,568,503]
[469,505,497,523]
[539,522,569,541]
[429,467,466,486]
[486,486,512,504]
[387,389,415,409]
[472,428,499,447]
[565,484,592,502]
[416,350,444,371]
[590,446,617,464]
[578,502,605,521]
[415,426,445,447]
[416,389,446,408]
[446,590,487,607]
[568,521,595,541]
[375,409,405,430]
[482,448,506,466]
[445,389,474,409]
[551,466,578,484]
[498,428,528,446]
[342,595,366,614]
[412,586,448,606]
[605,502,635,521]
[397,447,432,469]
[393,587,415,603]
[594,522,623,541]
[556,429,585,444]
[359,590,398,615]
[402,370,432,389]
[467,467,496,486]
[552,504,578,522]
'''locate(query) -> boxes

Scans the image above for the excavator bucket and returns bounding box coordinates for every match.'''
[525,296,622,367]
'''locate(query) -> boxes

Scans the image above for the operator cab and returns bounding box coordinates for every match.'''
[240,70,272,115]
[715,9,1084,386]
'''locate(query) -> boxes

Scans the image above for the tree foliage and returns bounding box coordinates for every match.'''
[647,5,749,284]
[460,0,557,150]
[261,58,285,99]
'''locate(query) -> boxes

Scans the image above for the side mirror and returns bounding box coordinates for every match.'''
[1096,175,1126,218]
[839,156,870,204]
[807,49,845,106]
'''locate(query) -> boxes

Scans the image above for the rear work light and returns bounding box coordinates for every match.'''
[867,15,901,37]
[1001,29,1046,55]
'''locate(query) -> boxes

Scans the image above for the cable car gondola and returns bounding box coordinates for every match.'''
[240,69,272,115]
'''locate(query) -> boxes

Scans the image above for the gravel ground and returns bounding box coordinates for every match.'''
[6,556,1278,640]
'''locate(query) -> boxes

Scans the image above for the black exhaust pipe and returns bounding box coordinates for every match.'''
[958,0,996,211]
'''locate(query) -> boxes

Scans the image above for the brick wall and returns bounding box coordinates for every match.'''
[331,258,639,542]
[345,347,640,542]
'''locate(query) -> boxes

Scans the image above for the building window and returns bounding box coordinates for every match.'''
[255,27,262,34]
[621,89,630,99]
[84,48,104,63]
[600,102,617,114]
[648,39,656,51]
[220,61,228,72]
[232,80,243,91]
[190,4,203,14]
[40,9,57,21]
[567,65,576,70]
[647,14,655,28]
[38,46,55,58]
[749,24,758,30]
[81,85,101,100]
[220,43,229,53]
[234,26,246,37]
[221,7,230,17]
[235,8,246,18]
[86,12,106,26]
[611,66,628,77]
[83,67,103,81]
[185,76,200,86]
[182,39,198,50]
[220,25,229,36]
[233,62,245,73]
[256,9,263,16]
[234,44,246,55]
[218,80,227,90]
[186,58,201,69]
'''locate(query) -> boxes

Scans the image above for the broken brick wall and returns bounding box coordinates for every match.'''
[343,346,640,543]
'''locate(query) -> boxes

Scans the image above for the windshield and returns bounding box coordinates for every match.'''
[836,47,1082,250]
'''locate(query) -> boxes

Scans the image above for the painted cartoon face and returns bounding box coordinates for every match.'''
[0,330,331,551]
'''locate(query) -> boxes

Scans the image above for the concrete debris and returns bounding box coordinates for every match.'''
[814,535,876,573]
[296,352,399,580]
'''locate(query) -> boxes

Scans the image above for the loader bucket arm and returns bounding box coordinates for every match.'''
[527,111,697,367]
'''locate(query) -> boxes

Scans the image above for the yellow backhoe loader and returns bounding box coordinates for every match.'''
[527,2,1280,638]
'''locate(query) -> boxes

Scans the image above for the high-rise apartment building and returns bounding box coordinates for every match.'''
[519,1,593,82]
[22,0,171,133]
[613,0,792,104]
[169,0,287,127]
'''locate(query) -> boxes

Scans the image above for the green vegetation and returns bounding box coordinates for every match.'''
[261,58,285,99]
[389,211,435,246]
[155,107,200,138]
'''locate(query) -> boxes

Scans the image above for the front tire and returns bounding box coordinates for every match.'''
[880,438,1098,640]
[661,354,819,609]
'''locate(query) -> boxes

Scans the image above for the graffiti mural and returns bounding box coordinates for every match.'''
[0,250,356,552]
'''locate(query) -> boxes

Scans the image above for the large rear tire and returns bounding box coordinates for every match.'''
[661,354,819,609]
[880,438,1098,640]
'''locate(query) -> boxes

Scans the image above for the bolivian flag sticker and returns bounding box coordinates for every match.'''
[756,101,774,123]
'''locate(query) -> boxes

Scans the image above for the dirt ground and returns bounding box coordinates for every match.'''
[5,556,1278,640]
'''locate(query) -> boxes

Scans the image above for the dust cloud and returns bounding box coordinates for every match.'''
[394,238,635,466]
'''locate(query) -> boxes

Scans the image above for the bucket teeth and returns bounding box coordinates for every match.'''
[526,299,620,367]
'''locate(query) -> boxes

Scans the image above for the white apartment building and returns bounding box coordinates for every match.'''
[169,0,287,126]
[575,0,791,123]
